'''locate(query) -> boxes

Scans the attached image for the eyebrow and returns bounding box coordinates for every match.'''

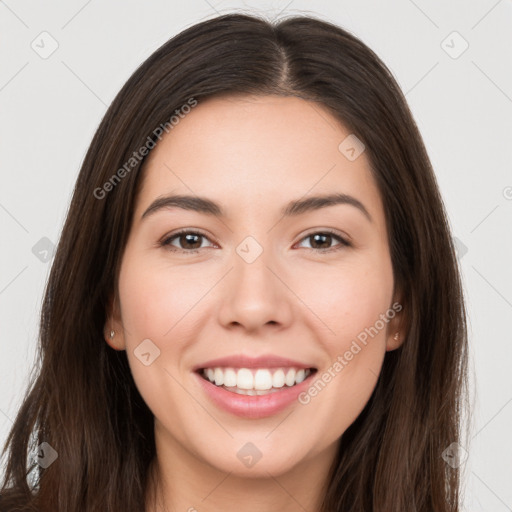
[141,192,372,222]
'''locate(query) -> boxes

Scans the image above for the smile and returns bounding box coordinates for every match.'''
[200,366,315,395]
[193,355,318,418]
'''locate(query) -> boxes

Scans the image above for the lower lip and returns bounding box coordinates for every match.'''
[194,371,315,419]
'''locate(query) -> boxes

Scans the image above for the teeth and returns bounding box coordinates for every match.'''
[224,368,237,387]
[202,366,312,393]
[285,369,296,387]
[295,369,306,384]
[214,368,224,386]
[237,368,253,390]
[254,369,273,390]
[272,369,285,388]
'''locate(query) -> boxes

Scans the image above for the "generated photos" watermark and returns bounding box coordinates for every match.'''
[298,302,402,405]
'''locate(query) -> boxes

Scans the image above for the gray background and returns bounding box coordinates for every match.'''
[1,0,511,509]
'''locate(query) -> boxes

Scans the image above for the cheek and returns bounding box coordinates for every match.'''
[298,257,394,345]
[293,259,393,437]
[297,260,390,376]
[118,253,209,343]
[116,255,197,399]
[116,255,197,424]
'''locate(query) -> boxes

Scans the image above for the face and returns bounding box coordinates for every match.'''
[107,94,403,479]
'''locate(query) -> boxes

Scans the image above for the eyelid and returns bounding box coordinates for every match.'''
[160,227,352,253]
[159,228,217,250]
[294,228,351,251]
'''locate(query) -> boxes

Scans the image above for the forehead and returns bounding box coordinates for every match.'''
[135,94,383,223]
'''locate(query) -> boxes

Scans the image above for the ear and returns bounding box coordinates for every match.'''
[385,291,406,352]
[104,291,126,351]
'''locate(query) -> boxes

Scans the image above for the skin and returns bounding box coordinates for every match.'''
[105,94,405,512]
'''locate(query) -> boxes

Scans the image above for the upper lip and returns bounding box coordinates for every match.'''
[193,354,316,371]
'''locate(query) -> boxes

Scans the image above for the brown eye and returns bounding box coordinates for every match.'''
[161,230,213,253]
[160,229,350,255]
[296,230,351,252]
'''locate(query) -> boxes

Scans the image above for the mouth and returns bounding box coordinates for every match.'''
[196,366,318,396]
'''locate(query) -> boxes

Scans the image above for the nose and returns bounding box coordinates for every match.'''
[217,244,293,333]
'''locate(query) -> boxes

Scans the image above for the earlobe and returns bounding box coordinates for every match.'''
[386,330,404,351]
[104,292,126,351]
[104,325,125,351]
[385,293,406,352]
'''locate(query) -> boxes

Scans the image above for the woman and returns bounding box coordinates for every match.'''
[0,12,469,512]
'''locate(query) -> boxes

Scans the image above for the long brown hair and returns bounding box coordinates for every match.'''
[0,12,469,511]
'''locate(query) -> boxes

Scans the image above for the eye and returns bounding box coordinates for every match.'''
[160,228,351,254]
[295,229,351,253]
[160,229,215,253]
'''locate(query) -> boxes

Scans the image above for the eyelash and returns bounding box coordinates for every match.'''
[159,228,351,255]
